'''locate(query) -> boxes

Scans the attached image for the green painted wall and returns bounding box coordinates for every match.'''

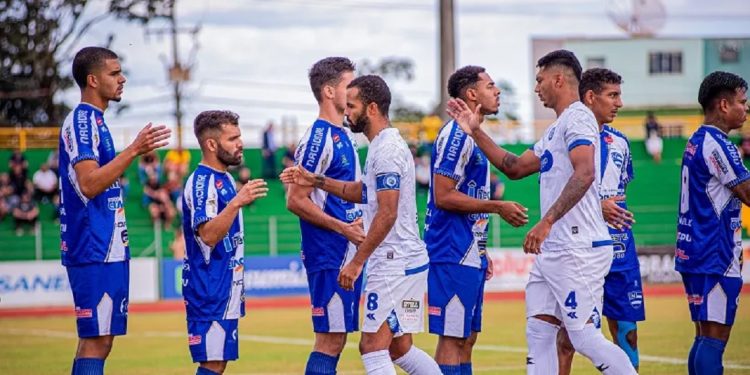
[704,39,750,78]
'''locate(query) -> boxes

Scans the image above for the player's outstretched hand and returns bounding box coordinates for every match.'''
[446,98,482,136]
[523,220,552,254]
[128,123,171,155]
[338,261,363,291]
[234,179,268,207]
[601,196,634,230]
[496,201,529,227]
[279,165,316,187]
[342,217,365,246]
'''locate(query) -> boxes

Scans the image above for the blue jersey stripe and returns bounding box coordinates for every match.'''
[404,263,429,275]
[567,139,592,151]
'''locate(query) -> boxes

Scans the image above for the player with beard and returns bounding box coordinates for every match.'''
[60,47,171,375]
[181,110,268,375]
[426,66,528,375]
[282,75,440,374]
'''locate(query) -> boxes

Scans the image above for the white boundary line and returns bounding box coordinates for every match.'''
[3,328,749,370]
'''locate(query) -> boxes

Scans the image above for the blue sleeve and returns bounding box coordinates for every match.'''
[433,123,473,181]
[68,108,99,166]
[296,125,330,174]
[188,173,218,231]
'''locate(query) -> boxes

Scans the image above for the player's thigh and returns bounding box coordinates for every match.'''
[543,247,612,331]
[67,261,129,338]
[525,255,561,321]
[363,270,426,335]
[603,268,646,322]
[307,269,361,333]
[187,319,239,363]
[428,263,484,338]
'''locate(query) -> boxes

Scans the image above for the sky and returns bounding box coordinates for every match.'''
[62,0,750,147]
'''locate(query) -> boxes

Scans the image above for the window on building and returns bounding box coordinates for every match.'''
[719,40,740,63]
[649,51,682,74]
[586,57,606,69]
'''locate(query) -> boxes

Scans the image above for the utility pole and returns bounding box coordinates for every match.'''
[146,2,199,149]
[438,0,455,121]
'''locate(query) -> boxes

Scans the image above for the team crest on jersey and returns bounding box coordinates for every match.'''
[604,134,614,144]
[215,179,224,189]
[332,133,340,143]
[547,127,556,140]
[95,116,103,126]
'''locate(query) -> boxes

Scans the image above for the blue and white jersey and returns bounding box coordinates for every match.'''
[532,101,611,252]
[295,119,362,273]
[59,103,128,266]
[182,165,245,321]
[600,125,639,271]
[675,125,749,277]
[362,128,429,276]
[425,120,490,269]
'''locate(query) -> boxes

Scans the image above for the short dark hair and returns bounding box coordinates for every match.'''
[698,71,748,112]
[308,57,355,103]
[579,68,623,99]
[348,75,391,117]
[537,49,582,83]
[447,65,486,100]
[72,47,119,89]
[193,110,239,144]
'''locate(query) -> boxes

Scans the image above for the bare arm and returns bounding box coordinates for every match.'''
[446,98,540,179]
[523,144,596,254]
[731,179,750,206]
[73,124,170,199]
[198,179,268,247]
[434,174,528,227]
[338,189,399,290]
[286,182,365,245]
[281,164,363,203]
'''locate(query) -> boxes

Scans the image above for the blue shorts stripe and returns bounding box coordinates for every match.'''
[592,239,614,247]
[405,263,429,275]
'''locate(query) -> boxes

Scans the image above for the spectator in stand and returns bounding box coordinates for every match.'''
[0,172,12,220]
[236,166,252,190]
[138,151,161,184]
[33,163,59,204]
[262,121,277,178]
[13,191,39,236]
[143,174,176,229]
[48,149,60,176]
[9,162,28,197]
[9,148,28,174]
[164,146,191,178]
[411,143,430,191]
[489,172,506,201]
[644,111,663,164]
[281,143,296,193]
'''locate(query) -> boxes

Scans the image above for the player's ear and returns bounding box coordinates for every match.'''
[323,84,335,101]
[464,87,477,102]
[87,74,98,89]
[583,90,594,106]
[367,102,378,117]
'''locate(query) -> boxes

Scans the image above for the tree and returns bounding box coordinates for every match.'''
[0,0,173,127]
[358,57,425,122]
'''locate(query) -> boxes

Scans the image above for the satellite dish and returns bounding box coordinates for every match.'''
[606,0,667,37]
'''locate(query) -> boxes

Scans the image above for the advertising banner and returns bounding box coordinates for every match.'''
[161,255,309,299]
[0,258,158,308]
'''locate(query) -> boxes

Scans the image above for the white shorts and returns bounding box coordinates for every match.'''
[525,246,613,331]
[362,269,428,334]
[645,135,663,156]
